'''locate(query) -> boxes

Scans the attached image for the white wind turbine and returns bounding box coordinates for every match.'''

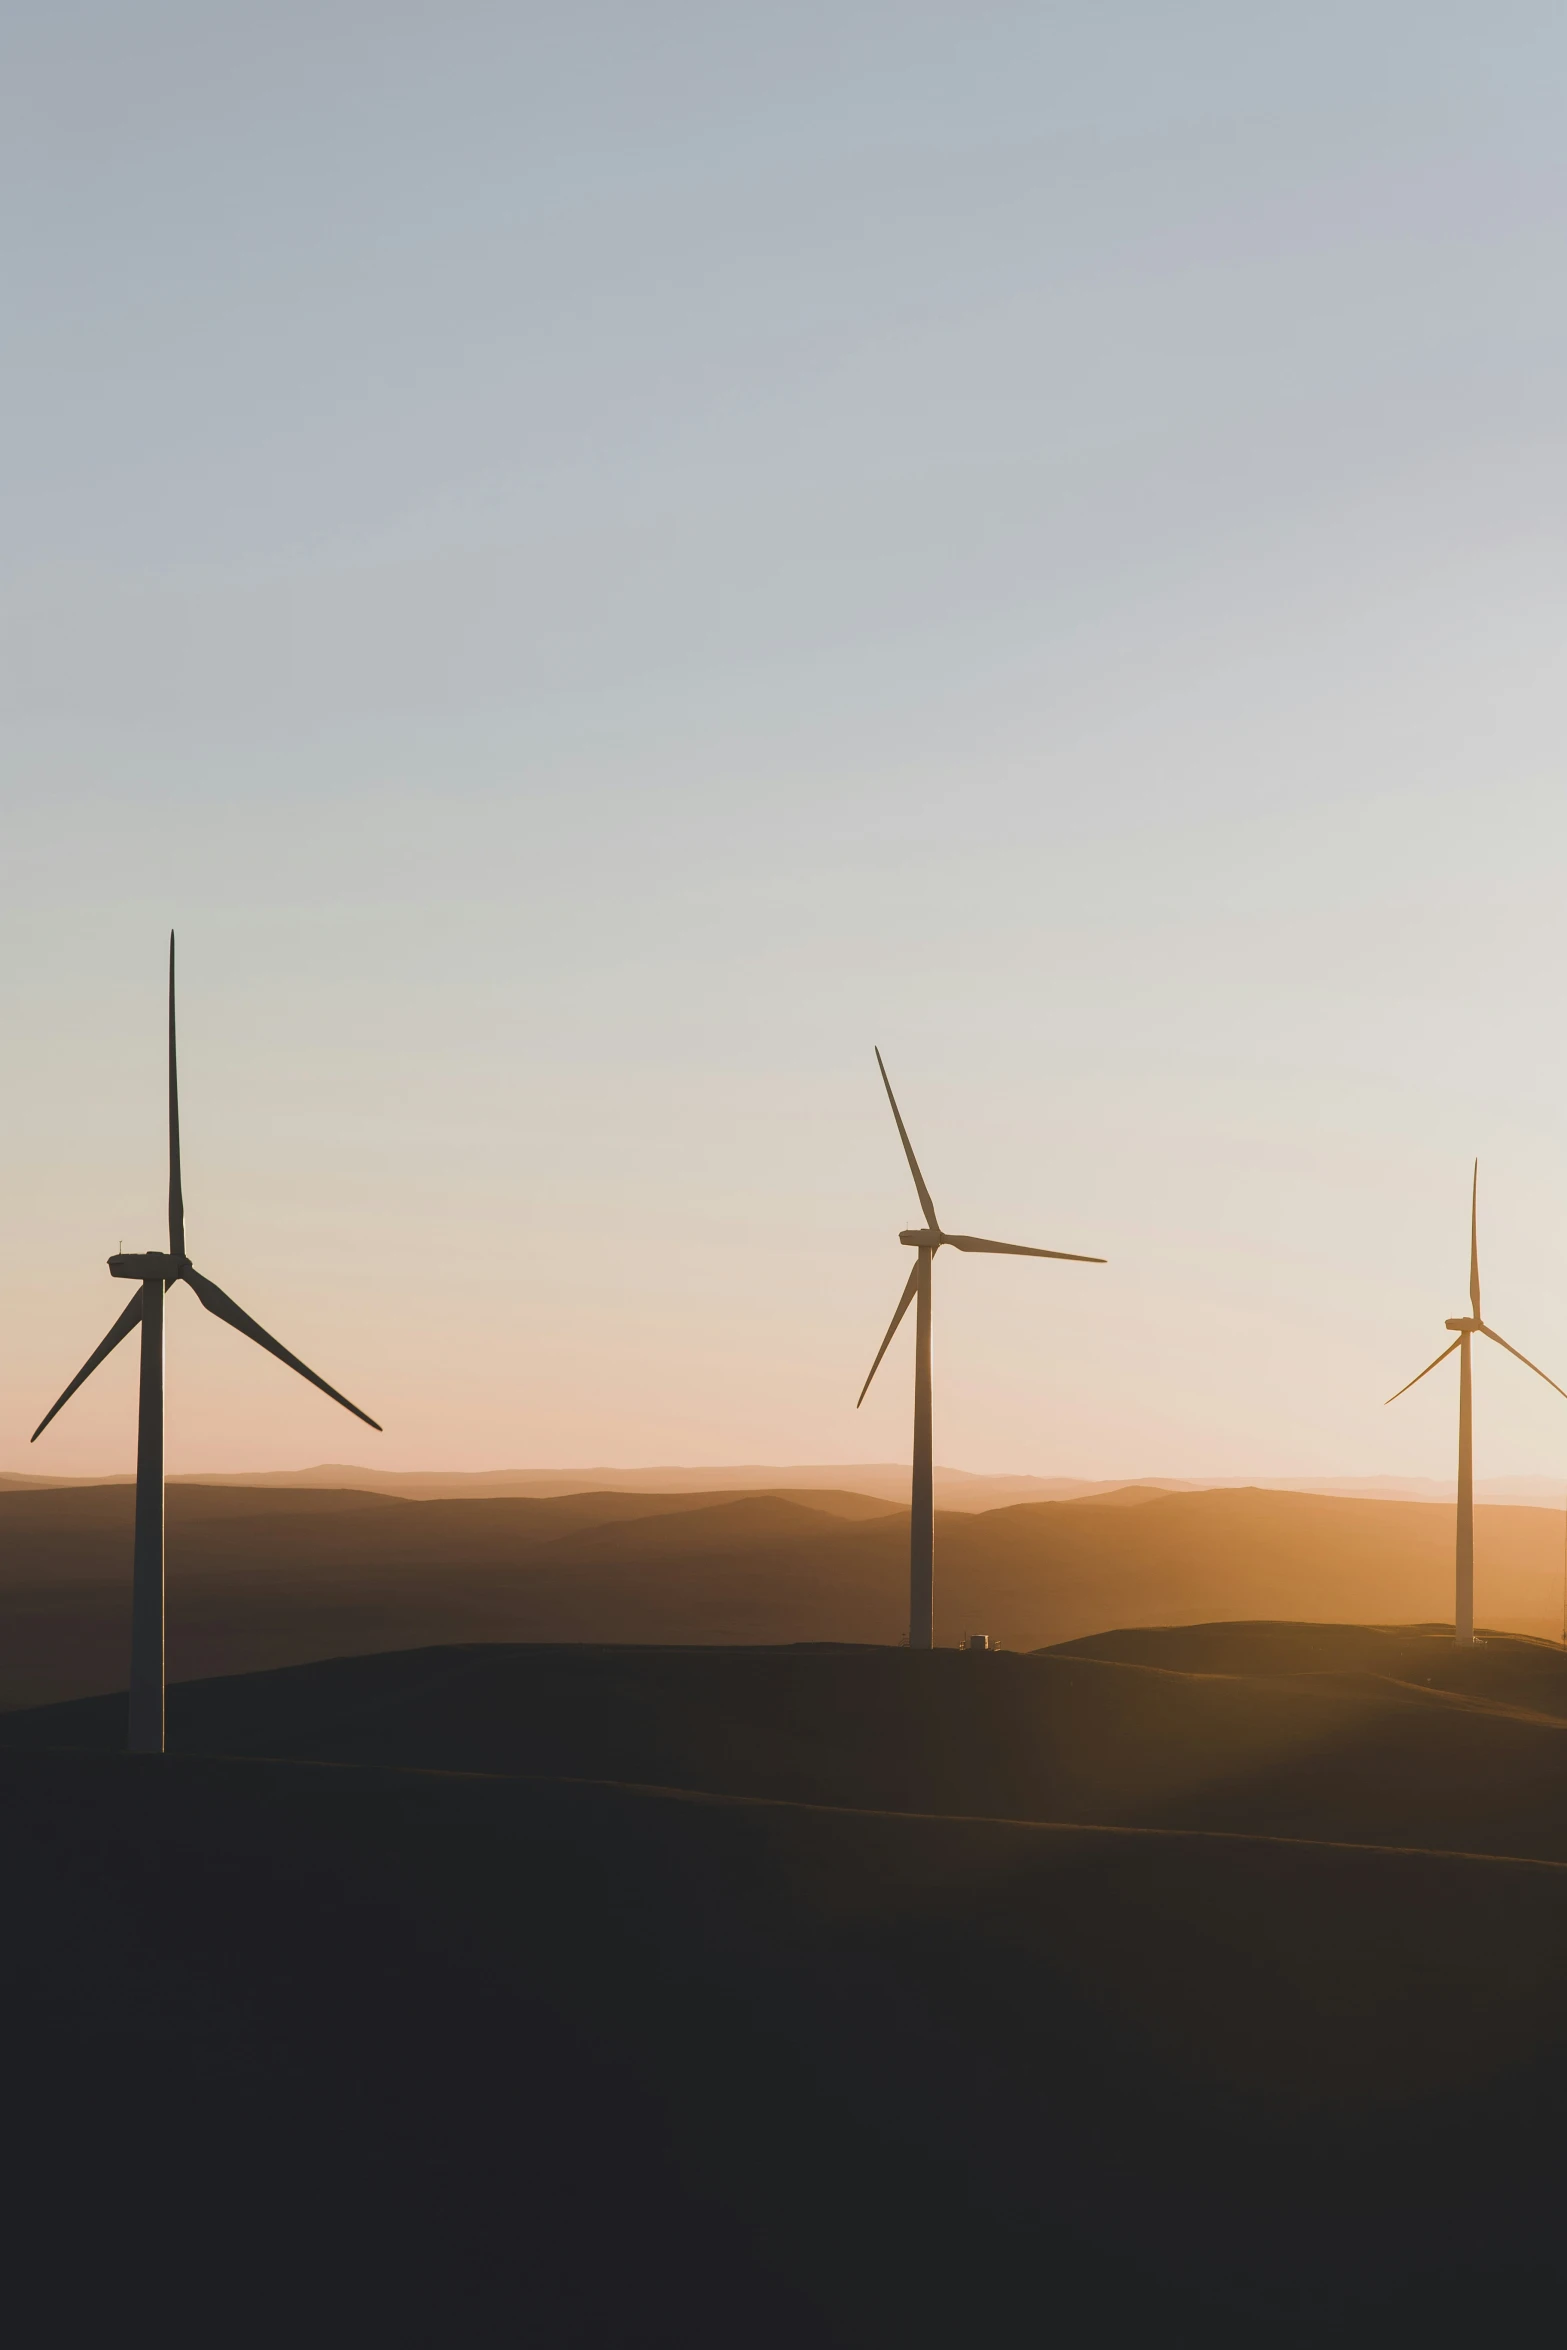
[857,1051,1105,1649]
[1386,1163,1566,1646]
[31,936,381,1751]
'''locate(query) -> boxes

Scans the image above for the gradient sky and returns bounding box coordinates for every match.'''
[6,3,1567,1480]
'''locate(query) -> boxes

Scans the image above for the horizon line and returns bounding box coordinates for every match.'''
[5,1459,1566,1492]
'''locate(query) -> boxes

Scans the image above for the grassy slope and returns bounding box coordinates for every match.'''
[7,1622,1567,2336]
[3,1724,1566,2341]
[8,1623,1567,1858]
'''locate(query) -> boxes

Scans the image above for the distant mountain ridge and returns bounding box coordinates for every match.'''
[5,1477,1566,1710]
[4,1461,1564,1508]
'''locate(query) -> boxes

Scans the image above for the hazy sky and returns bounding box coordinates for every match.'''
[6,3,1567,1479]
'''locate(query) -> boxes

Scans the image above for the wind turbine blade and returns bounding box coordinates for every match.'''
[1477,1324,1567,1403]
[1469,1160,1480,1323]
[1384,1337,1462,1406]
[31,1292,147,1442]
[944,1232,1106,1263]
[856,1262,921,1408]
[874,1050,939,1231]
[168,932,185,1263]
[182,1265,382,1429]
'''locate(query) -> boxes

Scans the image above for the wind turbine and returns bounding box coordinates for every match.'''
[31,935,381,1753]
[856,1051,1105,1650]
[1386,1162,1566,1647]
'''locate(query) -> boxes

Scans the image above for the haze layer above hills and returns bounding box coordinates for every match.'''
[4,1474,1564,1707]
[8,1460,1566,1506]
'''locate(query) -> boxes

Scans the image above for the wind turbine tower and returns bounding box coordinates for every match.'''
[1386,1163,1566,1646]
[857,1051,1104,1649]
[32,936,381,1752]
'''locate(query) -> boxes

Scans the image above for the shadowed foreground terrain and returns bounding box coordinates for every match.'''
[5,1475,1567,1705]
[4,1627,1567,2341]
[10,1623,1567,1856]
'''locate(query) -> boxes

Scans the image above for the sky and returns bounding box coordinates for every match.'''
[6,2,1567,1480]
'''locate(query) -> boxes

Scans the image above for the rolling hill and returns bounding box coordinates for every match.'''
[3,1475,1564,1707]
[5,1623,1567,2340]
[7,1622,1566,1858]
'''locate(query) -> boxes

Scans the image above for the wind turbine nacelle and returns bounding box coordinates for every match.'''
[899,1228,942,1249]
[1444,1317,1479,1333]
[110,1252,178,1281]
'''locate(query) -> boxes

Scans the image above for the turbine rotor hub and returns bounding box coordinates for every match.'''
[110,1251,187,1281]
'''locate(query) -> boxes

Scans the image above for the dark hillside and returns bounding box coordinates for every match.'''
[10,1625,1567,1861]
[1056,1616,1567,1708]
[4,1478,1564,1708]
[3,1744,1566,2341]
[0,1484,899,1704]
